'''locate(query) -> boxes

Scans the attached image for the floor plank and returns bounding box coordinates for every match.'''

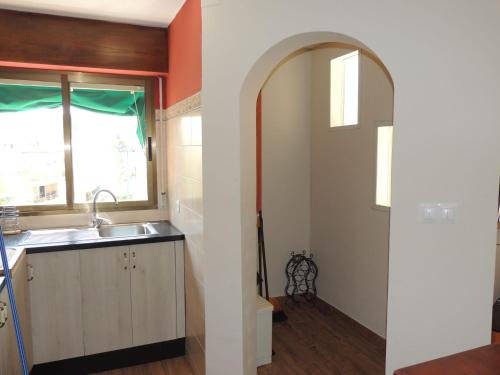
[94,297,385,375]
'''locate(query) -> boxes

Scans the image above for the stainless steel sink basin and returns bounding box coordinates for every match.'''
[21,222,159,245]
[97,223,158,238]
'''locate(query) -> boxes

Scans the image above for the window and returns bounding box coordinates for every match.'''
[0,71,156,213]
[376,125,393,208]
[330,50,359,127]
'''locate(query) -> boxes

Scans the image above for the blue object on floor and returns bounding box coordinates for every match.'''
[0,228,29,375]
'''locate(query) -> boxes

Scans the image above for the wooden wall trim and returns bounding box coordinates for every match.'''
[0,9,168,73]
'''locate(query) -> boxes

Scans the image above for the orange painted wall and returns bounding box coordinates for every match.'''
[256,92,262,211]
[166,0,202,108]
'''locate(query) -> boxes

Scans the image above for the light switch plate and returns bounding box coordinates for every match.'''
[438,203,458,224]
[418,203,438,224]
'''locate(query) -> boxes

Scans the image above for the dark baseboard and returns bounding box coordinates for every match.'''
[30,338,185,375]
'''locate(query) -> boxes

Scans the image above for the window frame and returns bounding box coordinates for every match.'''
[330,50,360,129]
[0,68,157,215]
[373,121,393,211]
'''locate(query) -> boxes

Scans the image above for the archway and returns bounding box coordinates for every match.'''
[240,31,394,374]
[253,40,394,373]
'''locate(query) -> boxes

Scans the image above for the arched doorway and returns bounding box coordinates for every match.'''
[239,31,394,374]
[254,40,394,373]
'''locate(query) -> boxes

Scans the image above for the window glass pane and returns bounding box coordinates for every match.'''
[330,51,359,127]
[376,126,393,207]
[343,53,359,126]
[70,93,148,203]
[0,82,66,206]
[330,57,344,127]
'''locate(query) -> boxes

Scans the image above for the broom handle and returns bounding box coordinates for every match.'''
[257,215,263,296]
[259,211,270,300]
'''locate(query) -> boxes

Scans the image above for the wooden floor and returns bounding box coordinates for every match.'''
[258,298,386,375]
[95,297,385,375]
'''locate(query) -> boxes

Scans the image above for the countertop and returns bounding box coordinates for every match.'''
[3,221,184,254]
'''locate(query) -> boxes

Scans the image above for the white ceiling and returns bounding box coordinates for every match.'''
[0,0,186,27]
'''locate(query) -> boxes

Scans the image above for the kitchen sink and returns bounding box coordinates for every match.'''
[21,222,159,245]
[97,223,158,238]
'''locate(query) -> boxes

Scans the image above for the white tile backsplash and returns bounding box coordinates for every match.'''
[166,108,204,375]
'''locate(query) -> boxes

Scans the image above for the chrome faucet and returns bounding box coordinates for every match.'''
[91,189,118,228]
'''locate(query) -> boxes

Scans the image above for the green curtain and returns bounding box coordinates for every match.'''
[0,84,146,147]
[71,89,146,147]
[0,85,62,111]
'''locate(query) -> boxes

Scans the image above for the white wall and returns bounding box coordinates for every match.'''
[202,2,500,375]
[166,104,205,375]
[261,52,311,298]
[311,48,393,338]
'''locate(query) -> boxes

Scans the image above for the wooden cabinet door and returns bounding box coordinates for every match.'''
[130,242,177,346]
[0,281,24,375]
[12,254,33,371]
[29,251,84,364]
[80,247,132,355]
[5,299,21,375]
[0,254,33,374]
[0,287,10,375]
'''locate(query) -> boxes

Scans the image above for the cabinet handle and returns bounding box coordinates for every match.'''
[123,252,128,270]
[27,264,34,281]
[132,251,136,269]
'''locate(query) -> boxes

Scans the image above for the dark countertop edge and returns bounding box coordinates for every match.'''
[4,221,185,255]
[0,277,4,293]
[25,233,185,254]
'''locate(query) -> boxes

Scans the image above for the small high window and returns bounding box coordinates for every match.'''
[376,125,393,208]
[330,50,359,127]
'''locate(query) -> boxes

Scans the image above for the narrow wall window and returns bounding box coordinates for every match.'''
[376,125,393,208]
[330,50,359,127]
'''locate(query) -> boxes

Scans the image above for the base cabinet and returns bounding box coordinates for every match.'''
[28,241,185,366]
